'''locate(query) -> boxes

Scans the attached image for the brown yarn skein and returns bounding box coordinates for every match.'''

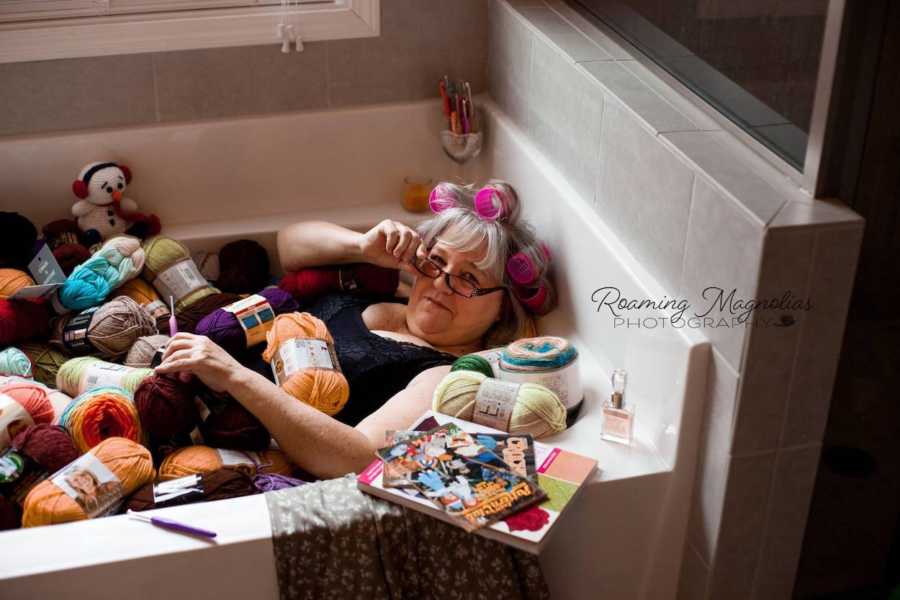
[51,296,157,359]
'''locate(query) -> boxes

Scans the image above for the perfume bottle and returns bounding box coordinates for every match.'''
[601,369,633,445]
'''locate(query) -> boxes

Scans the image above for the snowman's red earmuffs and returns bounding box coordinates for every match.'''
[72,162,133,199]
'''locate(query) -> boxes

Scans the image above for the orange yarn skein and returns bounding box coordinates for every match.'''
[158,445,294,481]
[22,437,154,527]
[261,313,349,417]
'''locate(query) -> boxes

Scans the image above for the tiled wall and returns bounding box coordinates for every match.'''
[0,0,487,138]
[487,1,862,598]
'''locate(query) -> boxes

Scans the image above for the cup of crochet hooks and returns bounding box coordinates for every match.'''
[439,76,483,164]
[440,129,483,164]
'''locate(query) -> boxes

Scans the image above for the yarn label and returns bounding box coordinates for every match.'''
[271,339,339,386]
[0,393,35,450]
[144,299,169,320]
[472,379,520,431]
[83,362,131,391]
[0,449,25,484]
[50,451,124,518]
[153,474,204,505]
[28,243,67,286]
[222,294,275,348]
[61,306,98,354]
[217,449,259,468]
[153,258,207,304]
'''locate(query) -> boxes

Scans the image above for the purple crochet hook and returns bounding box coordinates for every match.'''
[127,509,217,539]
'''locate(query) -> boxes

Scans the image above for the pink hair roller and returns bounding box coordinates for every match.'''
[514,283,552,316]
[474,185,512,221]
[506,243,552,286]
[428,183,459,214]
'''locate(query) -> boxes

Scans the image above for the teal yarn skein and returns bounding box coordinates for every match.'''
[0,347,32,378]
[58,236,146,311]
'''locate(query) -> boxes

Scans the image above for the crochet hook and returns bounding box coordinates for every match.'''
[127,509,217,539]
[168,296,177,335]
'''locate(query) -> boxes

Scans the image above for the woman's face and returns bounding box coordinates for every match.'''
[406,229,504,349]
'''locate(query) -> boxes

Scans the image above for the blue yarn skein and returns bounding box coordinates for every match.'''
[58,236,147,311]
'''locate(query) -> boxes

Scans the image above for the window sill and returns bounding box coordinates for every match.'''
[0,0,379,64]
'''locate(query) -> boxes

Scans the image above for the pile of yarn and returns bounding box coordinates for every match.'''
[21,437,155,527]
[142,236,217,313]
[0,378,57,448]
[195,286,298,356]
[57,235,146,311]
[431,370,566,439]
[56,356,152,397]
[0,347,33,378]
[57,385,143,453]
[279,263,399,302]
[51,296,157,358]
[261,312,349,416]
[216,239,271,294]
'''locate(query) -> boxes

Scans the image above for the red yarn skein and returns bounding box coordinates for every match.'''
[0,299,51,346]
[12,424,80,473]
[134,373,201,439]
[279,263,398,301]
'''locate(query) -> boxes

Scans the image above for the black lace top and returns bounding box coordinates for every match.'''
[304,291,458,426]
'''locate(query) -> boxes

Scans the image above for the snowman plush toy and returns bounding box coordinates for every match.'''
[71,161,160,242]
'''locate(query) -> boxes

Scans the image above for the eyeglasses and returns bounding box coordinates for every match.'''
[413,254,506,299]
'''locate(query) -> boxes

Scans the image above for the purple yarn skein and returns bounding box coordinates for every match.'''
[194,286,298,356]
[252,473,308,492]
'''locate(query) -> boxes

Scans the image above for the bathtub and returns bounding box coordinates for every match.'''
[0,98,709,600]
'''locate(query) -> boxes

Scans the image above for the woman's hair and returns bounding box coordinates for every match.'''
[416,180,555,348]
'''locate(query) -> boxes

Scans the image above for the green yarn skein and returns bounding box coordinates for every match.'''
[450,354,494,378]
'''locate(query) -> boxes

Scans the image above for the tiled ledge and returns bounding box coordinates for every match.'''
[497,0,860,231]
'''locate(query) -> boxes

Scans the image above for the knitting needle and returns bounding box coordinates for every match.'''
[127,509,217,539]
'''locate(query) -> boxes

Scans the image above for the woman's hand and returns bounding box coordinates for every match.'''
[154,333,246,393]
[358,219,422,274]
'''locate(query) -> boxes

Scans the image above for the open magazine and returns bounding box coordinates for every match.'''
[358,411,599,553]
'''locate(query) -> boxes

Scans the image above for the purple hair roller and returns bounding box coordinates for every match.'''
[514,283,552,315]
[474,185,511,221]
[507,252,539,285]
[428,183,459,214]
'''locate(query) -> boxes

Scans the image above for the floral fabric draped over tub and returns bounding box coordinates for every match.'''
[266,475,550,600]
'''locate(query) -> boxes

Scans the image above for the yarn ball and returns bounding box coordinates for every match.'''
[125,334,170,368]
[0,298,51,346]
[58,386,143,453]
[12,424,80,474]
[56,356,152,397]
[0,269,35,299]
[142,236,217,313]
[116,278,169,320]
[432,370,567,439]
[450,354,494,378]
[18,343,68,388]
[126,467,257,512]
[198,397,271,451]
[279,263,399,302]
[0,379,56,428]
[22,437,155,527]
[158,446,293,481]
[252,473,307,492]
[51,296,157,359]
[195,287,298,356]
[0,212,37,271]
[261,312,349,416]
[216,240,270,294]
[0,347,32,378]
[133,374,200,440]
[156,292,241,335]
[58,235,146,311]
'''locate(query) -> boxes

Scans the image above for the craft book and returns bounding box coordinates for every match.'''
[357,411,599,554]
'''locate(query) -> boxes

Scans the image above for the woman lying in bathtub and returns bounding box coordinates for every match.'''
[155,181,553,479]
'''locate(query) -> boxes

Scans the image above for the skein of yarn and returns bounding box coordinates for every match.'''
[22,437,154,527]
[133,374,200,440]
[0,269,35,299]
[499,336,582,421]
[58,235,146,311]
[56,357,152,397]
[195,287,298,356]
[450,353,495,378]
[125,334,170,368]
[126,467,257,512]
[0,347,32,378]
[51,296,157,359]
[432,370,567,439]
[252,473,307,492]
[0,212,37,272]
[142,236,218,313]
[216,239,270,294]
[279,264,399,302]
[18,343,68,388]
[158,446,293,481]
[13,424,80,474]
[0,298,52,346]
[0,379,56,449]
[58,386,143,453]
[261,313,349,416]
[116,278,169,320]
[156,292,241,335]
[197,392,271,451]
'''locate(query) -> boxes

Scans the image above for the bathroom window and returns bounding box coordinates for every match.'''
[0,0,379,63]
[570,0,844,188]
